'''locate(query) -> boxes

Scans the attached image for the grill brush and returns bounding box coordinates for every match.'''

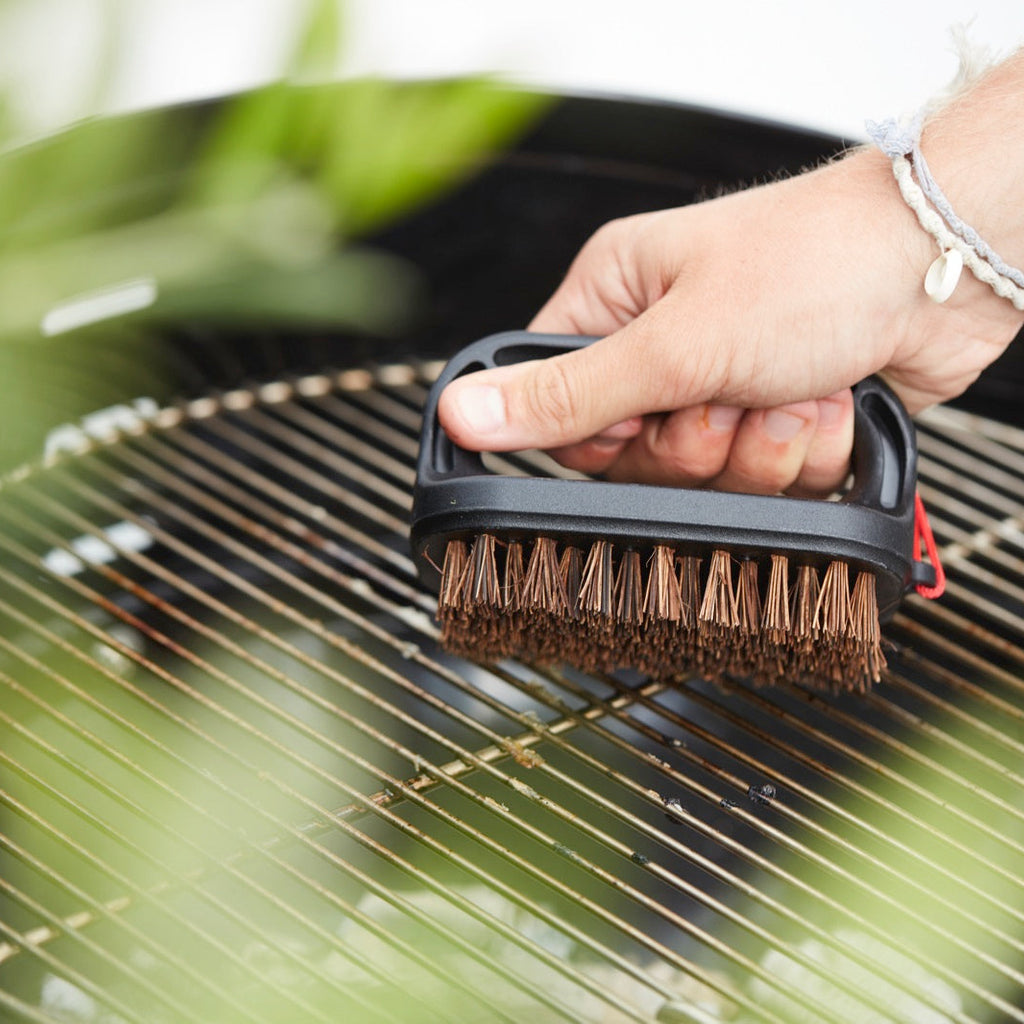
[412,332,939,690]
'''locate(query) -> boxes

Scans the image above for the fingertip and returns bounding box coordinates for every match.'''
[762,402,819,443]
[438,378,508,450]
[816,389,854,430]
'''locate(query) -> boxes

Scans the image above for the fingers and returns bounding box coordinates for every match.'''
[600,404,744,484]
[439,345,855,495]
[712,402,821,495]
[591,392,855,496]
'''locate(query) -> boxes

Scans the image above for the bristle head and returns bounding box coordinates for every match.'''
[433,536,886,692]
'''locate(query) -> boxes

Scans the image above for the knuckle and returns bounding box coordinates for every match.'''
[642,444,719,486]
[650,412,732,482]
[665,445,727,482]
[727,450,800,494]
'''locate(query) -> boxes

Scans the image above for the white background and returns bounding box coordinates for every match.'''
[2,1,1024,141]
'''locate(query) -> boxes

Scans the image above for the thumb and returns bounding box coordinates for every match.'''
[437,324,698,452]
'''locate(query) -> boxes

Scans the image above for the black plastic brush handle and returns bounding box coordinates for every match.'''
[412,331,934,619]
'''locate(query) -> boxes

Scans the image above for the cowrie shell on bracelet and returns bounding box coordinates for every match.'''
[924,248,963,303]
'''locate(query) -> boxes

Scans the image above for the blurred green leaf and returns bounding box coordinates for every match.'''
[192,77,548,237]
[316,76,548,235]
[293,0,345,81]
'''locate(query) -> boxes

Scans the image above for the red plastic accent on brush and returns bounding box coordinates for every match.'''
[913,491,945,599]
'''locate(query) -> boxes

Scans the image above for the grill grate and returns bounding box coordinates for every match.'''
[1,365,1023,1023]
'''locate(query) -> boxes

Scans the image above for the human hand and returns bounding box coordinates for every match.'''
[438,144,1022,494]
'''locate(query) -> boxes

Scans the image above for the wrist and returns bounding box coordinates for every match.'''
[906,54,1024,330]
[827,142,1021,411]
[854,138,1024,353]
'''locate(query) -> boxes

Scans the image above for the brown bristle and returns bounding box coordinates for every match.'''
[698,550,738,634]
[518,537,566,663]
[559,546,584,619]
[790,564,820,644]
[614,550,644,626]
[850,570,886,686]
[735,560,762,637]
[439,539,468,611]
[810,560,854,688]
[761,555,791,643]
[463,533,500,609]
[643,545,682,624]
[521,537,567,614]
[635,546,689,678]
[678,556,702,632]
[756,554,791,685]
[503,540,525,613]
[578,541,615,621]
[815,560,851,639]
[438,536,502,660]
[697,550,737,678]
[732,560,762,678]
[432,535,886,692]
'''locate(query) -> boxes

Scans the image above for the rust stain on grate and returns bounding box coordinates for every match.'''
[0,370,1022,1023]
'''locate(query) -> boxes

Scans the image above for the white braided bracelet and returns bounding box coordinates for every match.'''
[867,117,1024,311]
[890,153,1024,310]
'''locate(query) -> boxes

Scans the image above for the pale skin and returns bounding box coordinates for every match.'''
[439,50,1024,495]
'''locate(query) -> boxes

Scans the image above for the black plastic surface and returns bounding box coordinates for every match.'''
[411,331,930,620]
